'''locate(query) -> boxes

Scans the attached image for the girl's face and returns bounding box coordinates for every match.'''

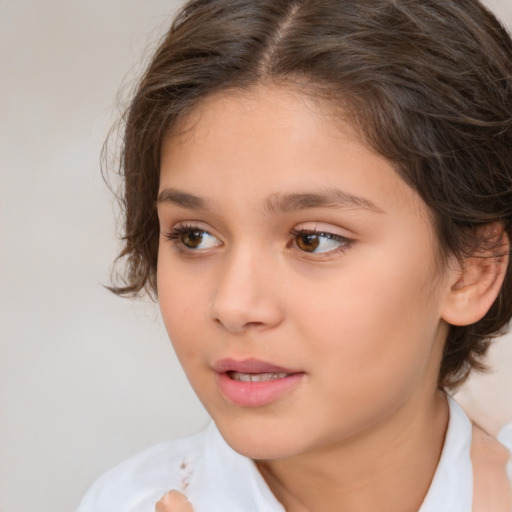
[157,86,454,460]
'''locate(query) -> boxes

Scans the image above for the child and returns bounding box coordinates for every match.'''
[78,0,512,510]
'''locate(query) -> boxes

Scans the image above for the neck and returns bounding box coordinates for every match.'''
[256,390,449,512]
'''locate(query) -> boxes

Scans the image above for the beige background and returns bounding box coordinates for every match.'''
[1,1,511,511]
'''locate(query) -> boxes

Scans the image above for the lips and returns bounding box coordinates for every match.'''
[213,358,304,407]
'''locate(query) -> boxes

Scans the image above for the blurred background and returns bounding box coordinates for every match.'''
[1,1,511,510]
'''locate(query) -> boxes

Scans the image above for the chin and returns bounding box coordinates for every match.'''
[212,413,311,461]
[222,430,300,460]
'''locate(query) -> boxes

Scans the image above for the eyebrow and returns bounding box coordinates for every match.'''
[157,187,385,214]
[263,189,385,215]
[157,189,212,210]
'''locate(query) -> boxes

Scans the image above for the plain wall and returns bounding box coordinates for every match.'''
[1,1,511,511]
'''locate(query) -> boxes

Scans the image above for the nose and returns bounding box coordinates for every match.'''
[209,247,284,333]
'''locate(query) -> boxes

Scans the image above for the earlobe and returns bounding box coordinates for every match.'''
[441,229,509,327]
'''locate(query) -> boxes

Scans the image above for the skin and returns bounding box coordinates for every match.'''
[154,85,477,511]
[156,491,194,512]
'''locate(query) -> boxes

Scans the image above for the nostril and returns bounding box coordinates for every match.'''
[211,305,274,333]
[208,271,284,332]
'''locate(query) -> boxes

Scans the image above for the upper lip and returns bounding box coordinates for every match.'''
[213,358,301,374]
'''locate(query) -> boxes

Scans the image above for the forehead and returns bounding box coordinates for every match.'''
[161,85,425,214]
[170,84,353,149]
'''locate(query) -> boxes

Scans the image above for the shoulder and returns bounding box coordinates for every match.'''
[497,423,512,485]
[77,429,207,512]
[471,422,512,511]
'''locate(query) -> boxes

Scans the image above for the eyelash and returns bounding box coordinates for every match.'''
[163,224,220,250]
[163,224,202,241]
[289,228,353,255]
[163,224,353,256]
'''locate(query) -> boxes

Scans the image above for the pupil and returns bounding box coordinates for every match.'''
[182,230,203,248]
[298,233,320,252]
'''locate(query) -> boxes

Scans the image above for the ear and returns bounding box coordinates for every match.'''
[441,225,509,327]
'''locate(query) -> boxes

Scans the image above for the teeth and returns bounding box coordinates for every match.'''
[229,372,290,382]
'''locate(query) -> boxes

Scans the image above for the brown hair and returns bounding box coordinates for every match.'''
[108,0,512,389]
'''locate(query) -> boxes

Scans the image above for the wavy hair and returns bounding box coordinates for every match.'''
[108,0,512,389]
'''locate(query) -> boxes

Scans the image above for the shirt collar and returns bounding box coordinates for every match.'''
[188,396,472,512]
[418,396,473,512]
[187,423,285,512]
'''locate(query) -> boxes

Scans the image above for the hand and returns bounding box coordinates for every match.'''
[155,490,194,512]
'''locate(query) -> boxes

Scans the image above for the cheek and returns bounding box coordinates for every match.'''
[157,258,208,363]
[293,249,442,390]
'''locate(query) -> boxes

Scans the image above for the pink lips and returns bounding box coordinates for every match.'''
[214,358,304,408]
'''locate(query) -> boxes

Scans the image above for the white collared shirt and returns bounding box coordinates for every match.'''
[419,398,472,512]
[77,398,510,512]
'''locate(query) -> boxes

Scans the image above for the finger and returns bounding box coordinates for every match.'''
[155,490,194,512]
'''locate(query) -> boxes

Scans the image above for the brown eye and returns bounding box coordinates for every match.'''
[181,229,204,248]
[164,226,222,250]
[291,229,353,255]
[296,233,320,252]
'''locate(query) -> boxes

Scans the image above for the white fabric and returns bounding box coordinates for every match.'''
[419,398,472,512]
[77,398,505,512]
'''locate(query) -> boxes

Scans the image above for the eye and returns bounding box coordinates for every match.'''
[163,225,221,250]
[290,228,352,254]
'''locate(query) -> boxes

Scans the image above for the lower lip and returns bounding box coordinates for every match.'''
[216,372,304,407]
